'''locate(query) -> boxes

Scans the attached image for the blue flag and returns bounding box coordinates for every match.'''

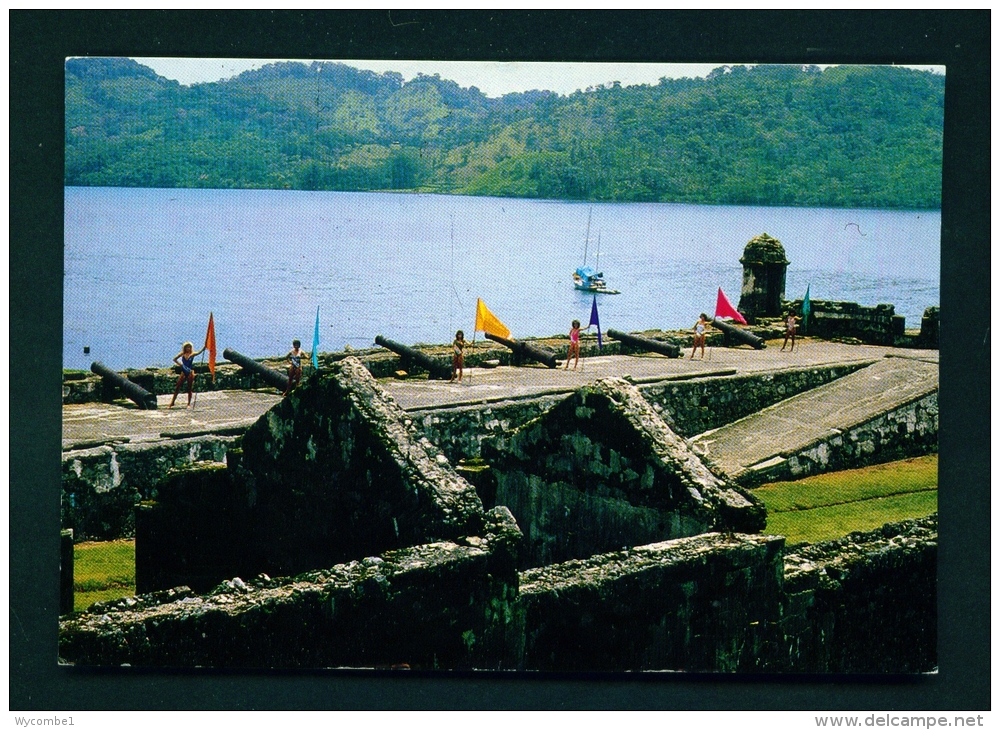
[312,306,320,369]
[589,296,602,350]
[802,284,811,333]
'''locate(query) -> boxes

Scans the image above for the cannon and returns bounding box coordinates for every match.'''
[374,336,452,380]
[484,332,559,369]
[223,348,290,391]
[607,329,682,358]
[711,318,766,350]
[90,361,158,409]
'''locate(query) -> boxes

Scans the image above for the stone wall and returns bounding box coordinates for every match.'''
[415,362,871,464]
[62,507,523,670]
[61,435,237,540]
[518,532,785,672]
[60,362,870,541]
[481,378,766,569]
[785,299,905,346]
[777,515,937,673]
[60,515,937,672]
[737,391,938,487]
[518,515,936,673]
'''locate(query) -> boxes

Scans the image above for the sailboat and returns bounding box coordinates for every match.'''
[572,208,620,294]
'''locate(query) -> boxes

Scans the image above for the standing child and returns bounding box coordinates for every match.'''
[781,312,798,352]
[450,330,467,383]
[564,319,584,370]
[690,313,710,359]
[169,341,206,408]
[284,339,308,396]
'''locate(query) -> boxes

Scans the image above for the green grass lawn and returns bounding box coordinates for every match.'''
[756,454,938,546]
[74,539,135,611]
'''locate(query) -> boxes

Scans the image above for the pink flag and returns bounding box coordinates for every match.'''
[715,288,747,324]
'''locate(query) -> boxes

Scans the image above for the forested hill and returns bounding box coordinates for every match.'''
[65,58,944,209]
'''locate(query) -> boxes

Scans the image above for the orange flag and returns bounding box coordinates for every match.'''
[204,312,217,382]
[474,298,511,339]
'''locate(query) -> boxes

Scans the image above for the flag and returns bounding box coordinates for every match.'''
[714,287,747,324]
[203,312,217,382]
[802,284,811,333]
[312,306,320,369]
[474,298,511,339]
[589,296,603,350]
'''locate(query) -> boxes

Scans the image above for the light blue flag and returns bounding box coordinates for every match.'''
[802,284,811,333]
[312,306,320,369]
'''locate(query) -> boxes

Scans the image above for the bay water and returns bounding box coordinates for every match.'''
[64,187,940,371]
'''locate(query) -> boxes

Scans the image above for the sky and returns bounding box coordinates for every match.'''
[130,57,945,98]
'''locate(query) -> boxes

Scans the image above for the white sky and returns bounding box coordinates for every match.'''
[129,57,945,97]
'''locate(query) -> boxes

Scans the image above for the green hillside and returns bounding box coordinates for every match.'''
[65,58,944,209]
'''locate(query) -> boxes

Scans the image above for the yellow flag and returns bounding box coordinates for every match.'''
[475,298,511,339]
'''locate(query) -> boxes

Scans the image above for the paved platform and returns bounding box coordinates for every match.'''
[688,356,939,480]
[62,340,938,451]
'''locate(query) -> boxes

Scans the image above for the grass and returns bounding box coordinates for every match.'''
[73,539,135,612]
[756,454,938,545]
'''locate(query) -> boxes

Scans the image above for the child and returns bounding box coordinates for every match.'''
[169,340,206,408]
[284,339,308,396]
[690,313,710,359]
[450,330,467,383]
[564,319,584,370]
[781,312,798,352]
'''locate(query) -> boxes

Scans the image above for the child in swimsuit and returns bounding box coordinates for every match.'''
[284,339,307,396]
[690,313,710,359]
[169,340,206,408]
[781,313,798,352]
[564,319,583,370]
[450,330,466,383]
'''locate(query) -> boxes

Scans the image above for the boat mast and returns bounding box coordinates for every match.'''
[582,207,592,267]
[596,230,601,272]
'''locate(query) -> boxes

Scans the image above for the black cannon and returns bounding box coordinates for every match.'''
[711,318,766,350]
[607,329,682,358]
[374,335,452,380]
[484,332,559,369]
[90,361,158,409]
[223,348,290,391]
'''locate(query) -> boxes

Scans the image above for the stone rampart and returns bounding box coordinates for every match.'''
[60,362,870,541]
[60,515,936,672]
[518,532,785,672]
[62,435,237,540]
[785,299,905,346]
[62,506,523,670]
[738,391,938,487]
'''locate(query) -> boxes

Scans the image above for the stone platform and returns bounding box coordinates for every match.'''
[690,355,938,485]
[62,340,936,449]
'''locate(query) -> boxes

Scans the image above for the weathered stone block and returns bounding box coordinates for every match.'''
[177,357,487,580]
[62,506,523,670]
[518,532,785,671]
[483,378,765,567]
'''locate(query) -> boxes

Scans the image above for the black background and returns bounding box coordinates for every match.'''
[10,10,990,710]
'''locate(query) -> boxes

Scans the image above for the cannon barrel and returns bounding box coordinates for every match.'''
[223,348,290,391]
[374,336,452,380]
[90,361,158,409]
[607,329,681,358]
[711,318,766,350]
[484,332,559,368]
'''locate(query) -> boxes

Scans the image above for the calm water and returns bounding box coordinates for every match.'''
[64,187,940,371]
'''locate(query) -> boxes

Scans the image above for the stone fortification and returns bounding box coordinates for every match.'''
[60,515,936,672]
[62,362,870,541]
[136,357,487,591]
[481,378,766,567]
[518,532,785,672]
[64,507,523,670]
[785,299,905,346]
